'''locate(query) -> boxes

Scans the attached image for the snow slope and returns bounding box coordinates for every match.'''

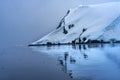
[32,2,120,45]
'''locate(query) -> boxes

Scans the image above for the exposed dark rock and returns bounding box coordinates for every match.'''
[63,26,68,34]
[58,43,61,45]
[101,40,104,43]
[78,38,81,43]
[72,40,76,44]
[82,28,87,32]
[83,37,87,42]
[110,38,116,43]
[57,21,62,29]
[66,10,70,15]
[90,40,101,43]
[68,24,74,29]
[47,42,52,45]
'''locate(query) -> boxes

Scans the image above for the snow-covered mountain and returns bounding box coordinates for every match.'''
[31,2,120,45]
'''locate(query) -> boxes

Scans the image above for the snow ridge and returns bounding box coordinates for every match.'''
[31,2,120,45]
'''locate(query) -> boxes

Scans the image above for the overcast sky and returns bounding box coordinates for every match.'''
[0,0,120,48]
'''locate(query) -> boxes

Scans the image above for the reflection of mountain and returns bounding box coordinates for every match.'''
[31,44,120,80]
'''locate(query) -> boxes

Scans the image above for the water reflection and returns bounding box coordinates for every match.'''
[31,44,120,80]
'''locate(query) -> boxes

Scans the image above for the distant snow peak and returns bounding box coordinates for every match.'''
[31,2,120,46]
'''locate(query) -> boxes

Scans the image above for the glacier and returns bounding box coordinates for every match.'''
[31,2,120,46]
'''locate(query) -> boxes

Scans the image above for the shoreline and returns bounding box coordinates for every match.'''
[28,41,120,46]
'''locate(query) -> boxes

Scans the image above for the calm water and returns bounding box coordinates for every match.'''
[31,44,120,80]
[0,44,120,80]
[0,46,70,80]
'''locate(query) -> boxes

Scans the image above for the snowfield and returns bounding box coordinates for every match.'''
[31,2,120,45]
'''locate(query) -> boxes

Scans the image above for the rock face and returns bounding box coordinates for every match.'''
[31,2,120,45]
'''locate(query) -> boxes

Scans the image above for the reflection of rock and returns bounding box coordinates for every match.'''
[83,44,87,50]
[64,52,68,61]
[31,44,120,80]
[70,56,76,64]
[83,53,88,59]
[68,70,73,78]
[59,60,64,66]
